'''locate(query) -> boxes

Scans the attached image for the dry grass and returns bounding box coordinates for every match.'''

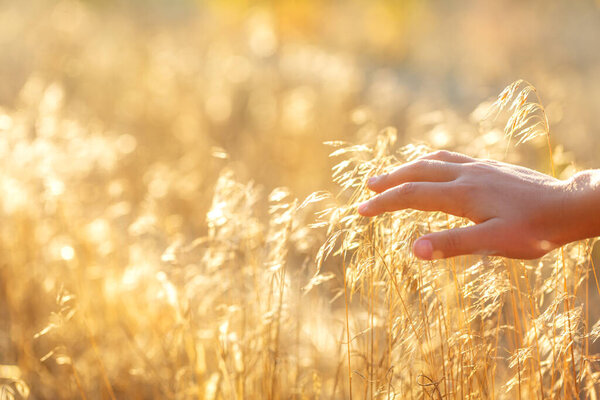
[2,1,600,399]
[313,110,596,398]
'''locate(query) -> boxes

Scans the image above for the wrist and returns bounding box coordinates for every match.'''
[555,170,600,245]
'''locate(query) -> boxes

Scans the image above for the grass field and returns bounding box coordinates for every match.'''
[2,1,600,399]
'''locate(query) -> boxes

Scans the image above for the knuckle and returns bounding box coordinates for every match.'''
[377,172,390,185]
[428,150,451,160]
[483,158,501,166]
[466,161,492,173]
[412,159,428,169]
[462,162,484,179]
[367,195,382,212]
[404,159,427,175]
[444,229,461,252]
[395,182,416,197]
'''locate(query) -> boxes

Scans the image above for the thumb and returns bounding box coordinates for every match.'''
[413,221,498,260]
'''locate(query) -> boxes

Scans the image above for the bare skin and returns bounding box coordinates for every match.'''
[358,150,600,260]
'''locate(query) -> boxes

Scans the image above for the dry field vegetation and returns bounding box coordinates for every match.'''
[2,1,600,399]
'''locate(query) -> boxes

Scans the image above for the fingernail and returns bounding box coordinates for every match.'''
[358,201,369,214]
[413,239,433,260]
[367,177,378,188]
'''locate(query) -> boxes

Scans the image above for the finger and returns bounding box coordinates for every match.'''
[418,150,476,164]
[368,159,462,193]
[413,220,500,260]
[358,182,464,217]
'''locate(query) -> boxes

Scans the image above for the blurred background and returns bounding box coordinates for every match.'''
[1,0,600,398]
[3,0,600,199]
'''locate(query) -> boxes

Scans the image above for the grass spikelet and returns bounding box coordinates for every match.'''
[485,80,551,146]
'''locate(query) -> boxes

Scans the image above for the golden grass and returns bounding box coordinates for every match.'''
[309,105,596,398]
[2,2,600,399]
[3,77,598,399]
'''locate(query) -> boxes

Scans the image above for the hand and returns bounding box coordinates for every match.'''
[358,150,600,260]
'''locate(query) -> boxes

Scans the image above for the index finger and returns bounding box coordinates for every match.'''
[368,159,462,193]
[359,181,466,218]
